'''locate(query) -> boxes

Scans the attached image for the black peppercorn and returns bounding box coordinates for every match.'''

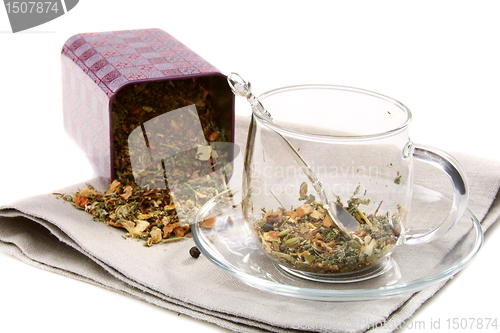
[262,223,274,232]
[189,246,201,259]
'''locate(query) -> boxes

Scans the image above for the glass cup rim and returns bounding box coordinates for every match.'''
[255,84,413,142]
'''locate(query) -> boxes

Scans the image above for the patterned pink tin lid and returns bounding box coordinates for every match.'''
[61,28,221,98]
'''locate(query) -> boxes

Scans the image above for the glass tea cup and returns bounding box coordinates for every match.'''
[242,84,468,282]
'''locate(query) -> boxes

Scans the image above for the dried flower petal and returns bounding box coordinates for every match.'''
[163,223,175,238]
[201,217,216,228]
[74,195,90,207]
[79,188,98,197]
[173,225,190,237]
[322,215,333,228]
[106,180,121,194]
[120,185,133,200]
[296,203,313,217]
[150,227,162,244]
[263,230,280,242]
[121,219,150,237]
[285,210,297,219]
[137,213,154,220]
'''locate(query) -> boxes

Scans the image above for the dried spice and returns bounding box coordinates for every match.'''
[189,246,201,259]
[254,183,400,275]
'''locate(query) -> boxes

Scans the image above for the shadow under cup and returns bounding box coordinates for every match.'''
[241,85,468,283]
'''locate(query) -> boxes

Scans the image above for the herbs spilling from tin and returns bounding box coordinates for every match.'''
[57,180,186,246]
[254,183,400,274]
[56,78,233,247]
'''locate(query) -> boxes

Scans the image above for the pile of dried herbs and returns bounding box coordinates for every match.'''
[254,184,400,274]
[57,179,197,247]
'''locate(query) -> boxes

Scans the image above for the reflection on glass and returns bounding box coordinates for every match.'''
[128,104,238,224]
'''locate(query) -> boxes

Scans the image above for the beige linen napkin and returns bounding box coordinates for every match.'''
[1,115,499,333]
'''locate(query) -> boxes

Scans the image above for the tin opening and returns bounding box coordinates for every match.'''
[111,75,234,187]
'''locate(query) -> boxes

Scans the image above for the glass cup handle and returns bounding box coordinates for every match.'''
[404,144,469,245]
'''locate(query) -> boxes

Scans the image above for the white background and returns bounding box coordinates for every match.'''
[1,1,499,332]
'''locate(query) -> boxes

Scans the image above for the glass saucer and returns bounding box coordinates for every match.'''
[192,188,483,301]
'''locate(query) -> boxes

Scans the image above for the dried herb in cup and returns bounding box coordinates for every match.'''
[254,184,400,274]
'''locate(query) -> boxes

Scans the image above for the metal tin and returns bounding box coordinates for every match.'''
[61,28,234,185]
